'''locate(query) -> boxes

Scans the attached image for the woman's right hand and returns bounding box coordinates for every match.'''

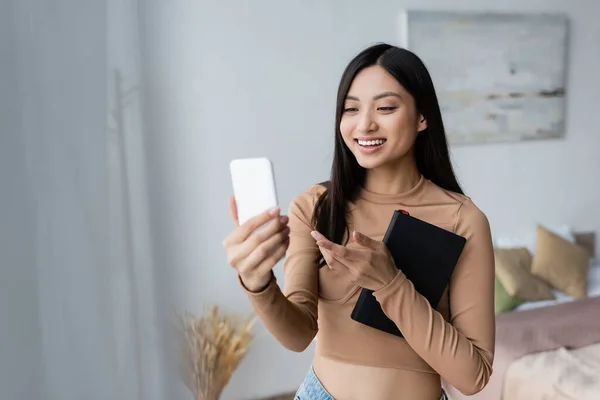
[222,196,290,292]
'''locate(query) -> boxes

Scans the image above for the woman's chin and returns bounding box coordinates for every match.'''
[355,153,410,171]
[354,154,387,170]
[353,144,413,170]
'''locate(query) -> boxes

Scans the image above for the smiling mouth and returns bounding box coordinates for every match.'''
[356,138,387,147]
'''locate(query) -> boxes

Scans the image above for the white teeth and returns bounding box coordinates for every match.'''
[358,139,385,146]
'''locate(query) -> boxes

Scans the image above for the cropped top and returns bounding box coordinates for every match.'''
[241,176,495,395]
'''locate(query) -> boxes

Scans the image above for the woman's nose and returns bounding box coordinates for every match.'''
[357,112,377,133]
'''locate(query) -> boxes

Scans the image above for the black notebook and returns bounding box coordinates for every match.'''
[350,210,467,338]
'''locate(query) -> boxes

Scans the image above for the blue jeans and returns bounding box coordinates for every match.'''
[294,367,448,400]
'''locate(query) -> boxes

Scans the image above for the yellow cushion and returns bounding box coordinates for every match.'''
[531,225,590,299]
[494,247,554,301]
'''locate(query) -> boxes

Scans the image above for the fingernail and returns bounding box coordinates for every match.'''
[354,231,363,241]
[280,216,289,224]
[269,207,280,216]
[282,226,290,235]
[310,231,320,240]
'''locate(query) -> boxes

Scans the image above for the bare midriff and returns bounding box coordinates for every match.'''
[314,356,442,400]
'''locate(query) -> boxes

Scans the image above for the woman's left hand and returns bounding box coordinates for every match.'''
[311,230,399,291]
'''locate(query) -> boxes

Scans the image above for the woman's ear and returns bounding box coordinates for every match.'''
[417,115,428,133]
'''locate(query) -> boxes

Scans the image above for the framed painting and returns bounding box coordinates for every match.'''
[401,11,569,145]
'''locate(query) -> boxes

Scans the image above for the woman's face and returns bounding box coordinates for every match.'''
[340,65,427,170]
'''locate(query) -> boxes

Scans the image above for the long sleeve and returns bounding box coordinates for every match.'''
[373,199,496,395]
[240,186,323,352]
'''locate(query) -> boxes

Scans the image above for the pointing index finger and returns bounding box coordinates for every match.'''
[314,238,363,261]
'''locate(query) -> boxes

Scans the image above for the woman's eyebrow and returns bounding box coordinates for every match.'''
[373,91,402,100]
[345,92,403,101]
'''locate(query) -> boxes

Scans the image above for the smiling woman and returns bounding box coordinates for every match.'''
[223,43,495,400]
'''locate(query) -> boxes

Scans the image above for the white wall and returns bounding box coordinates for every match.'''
[142,1,600,399]
[3,2,119,399]
[1,1,164,399]
[0,1,43,399]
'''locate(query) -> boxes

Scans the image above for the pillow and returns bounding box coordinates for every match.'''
[494,247,555,301]
[574,232,596,265]
[530,225,591,299]
[494,224,575,255]
[494,276,524,313]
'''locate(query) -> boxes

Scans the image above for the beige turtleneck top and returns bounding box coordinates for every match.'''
[241,176,495,395]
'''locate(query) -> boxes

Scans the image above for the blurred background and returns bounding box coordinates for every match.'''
[1,1,598,400]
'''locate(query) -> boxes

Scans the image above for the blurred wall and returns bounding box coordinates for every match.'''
[2,1,162,399]
[0,1,43,399]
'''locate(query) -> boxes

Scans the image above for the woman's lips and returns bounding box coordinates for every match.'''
[355,138,386,154]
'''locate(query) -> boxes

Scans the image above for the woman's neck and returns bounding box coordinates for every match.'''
[363,157,421,195]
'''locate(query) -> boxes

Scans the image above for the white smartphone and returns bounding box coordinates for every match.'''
[229,157,279,225]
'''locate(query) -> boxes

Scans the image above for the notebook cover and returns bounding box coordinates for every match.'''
[350,210,466,338]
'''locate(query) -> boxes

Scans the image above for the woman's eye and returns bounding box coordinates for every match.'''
[378,106,397,112]
[343,107,359,113]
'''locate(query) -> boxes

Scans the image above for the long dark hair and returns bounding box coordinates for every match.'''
[312,43,463,265]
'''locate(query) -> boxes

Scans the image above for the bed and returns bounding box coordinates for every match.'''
[443,230,599,400]
[503,341,600,399]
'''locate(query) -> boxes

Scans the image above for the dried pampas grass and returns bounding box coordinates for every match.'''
[178,305,256,400]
